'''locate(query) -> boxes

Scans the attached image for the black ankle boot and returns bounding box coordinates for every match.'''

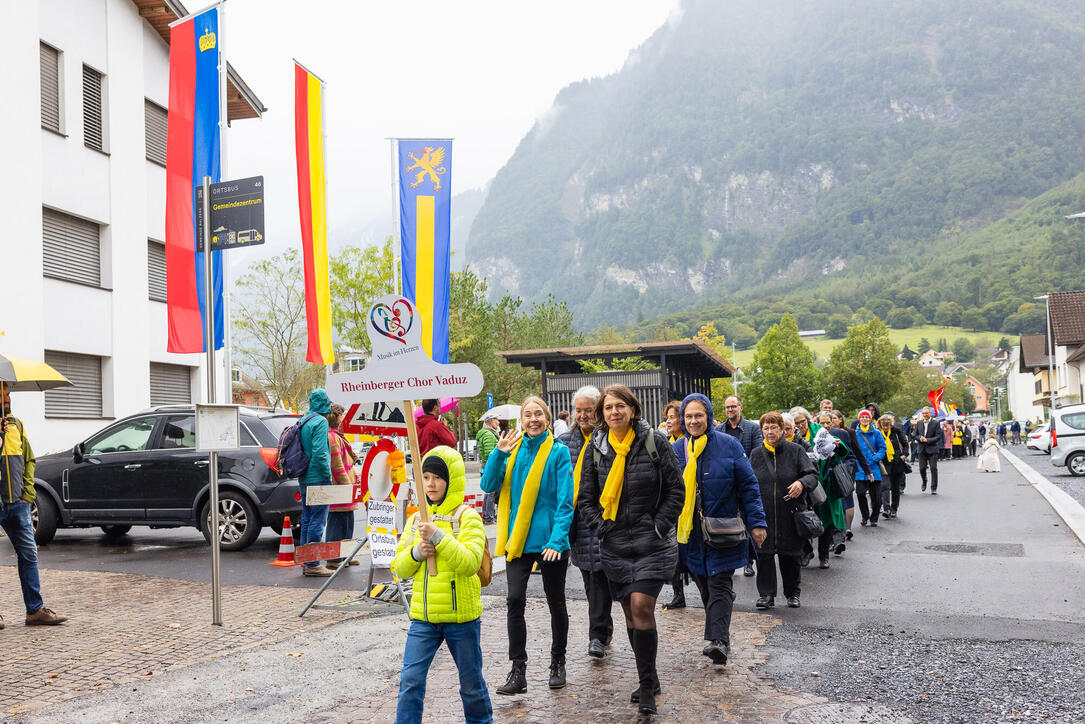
[496,662,527,695]
[548,656,566,689]
[662,574,686,610]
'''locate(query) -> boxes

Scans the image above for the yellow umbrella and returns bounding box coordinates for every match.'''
[0,355,72,392]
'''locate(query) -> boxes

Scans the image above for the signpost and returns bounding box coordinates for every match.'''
[196,175,265,252]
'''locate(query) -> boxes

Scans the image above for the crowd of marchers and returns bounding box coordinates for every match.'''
[383,382,1009,723]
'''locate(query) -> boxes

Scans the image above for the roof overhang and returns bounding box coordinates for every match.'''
[133,0,266,122]
[498,340,734,379]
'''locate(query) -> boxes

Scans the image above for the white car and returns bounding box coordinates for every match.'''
[1026,423,1051,453]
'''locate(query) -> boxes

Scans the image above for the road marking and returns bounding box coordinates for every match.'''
[1001,447,1085,546]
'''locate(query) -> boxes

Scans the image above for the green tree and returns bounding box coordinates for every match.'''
[998,336,1012,353]
[694,322,735,409]
[742,314,822,416]
[328,238,396,355]
[917,337,932,354]
[827,314,849,339]
[885,361,974,418]
[233,249,326,412]
[937,337,948,352]
[824,318,902,413]
[951,337,976,362]
[960,307,986,333]
[934,301,964,327]
[900,344,917,360]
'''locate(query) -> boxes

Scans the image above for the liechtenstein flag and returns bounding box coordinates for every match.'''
[165,6,224,353]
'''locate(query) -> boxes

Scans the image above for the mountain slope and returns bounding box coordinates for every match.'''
[466,0,1085,329]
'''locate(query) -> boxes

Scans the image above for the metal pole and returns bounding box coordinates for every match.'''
[1045,295,1057,414]
[202,175,223,626]
[732,342,738,395]
[390,138,402,296]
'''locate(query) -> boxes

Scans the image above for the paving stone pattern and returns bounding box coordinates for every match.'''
[0,568,375,716]
[320,597,827,723]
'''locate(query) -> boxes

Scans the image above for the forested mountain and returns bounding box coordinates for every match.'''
[465,0,1085,334]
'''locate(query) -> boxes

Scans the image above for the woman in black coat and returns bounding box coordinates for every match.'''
[877,414,908,519]
[578,385,684,715]
[748,412,818,609]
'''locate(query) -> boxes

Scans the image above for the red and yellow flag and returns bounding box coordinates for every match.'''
[293,61,333,365]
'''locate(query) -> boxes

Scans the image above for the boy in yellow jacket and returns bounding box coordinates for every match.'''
[393,446,492,724]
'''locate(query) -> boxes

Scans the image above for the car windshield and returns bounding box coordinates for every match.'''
[86,417,157,454]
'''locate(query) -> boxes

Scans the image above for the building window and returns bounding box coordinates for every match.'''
[82,64,104,152]
[43,208,101,287]
[40,42,61,132]
[44,351,103,418]
[150,363,192,405]
[344,357,366,372]
[148,239,166,302]
[144,99,167,166]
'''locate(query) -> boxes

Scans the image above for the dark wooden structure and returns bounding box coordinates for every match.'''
[498,341,734,425]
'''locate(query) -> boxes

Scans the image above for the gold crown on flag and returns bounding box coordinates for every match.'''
[199,29,217,52]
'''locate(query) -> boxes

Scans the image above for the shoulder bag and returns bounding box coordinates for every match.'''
[696,487,747,549]
[793,507,824,538]
[829,461,855,499]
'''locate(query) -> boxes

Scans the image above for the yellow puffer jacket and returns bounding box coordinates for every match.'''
[394,446,486,623]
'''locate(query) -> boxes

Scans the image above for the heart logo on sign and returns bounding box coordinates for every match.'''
[370,298,414,345]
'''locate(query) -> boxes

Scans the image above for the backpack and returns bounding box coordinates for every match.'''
[412,504,493,586]
[276,413,317,478]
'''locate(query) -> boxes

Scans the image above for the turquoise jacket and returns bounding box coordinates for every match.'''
[480,429,574,554]
[300,389,332,484]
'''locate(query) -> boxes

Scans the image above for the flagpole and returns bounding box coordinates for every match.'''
[220,1,232,405]
[389,138,402,297]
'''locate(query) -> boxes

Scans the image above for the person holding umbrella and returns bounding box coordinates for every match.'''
[1,365,69,628]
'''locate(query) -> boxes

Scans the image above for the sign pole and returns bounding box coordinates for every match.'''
[402,399,437,576]
[201,174,223,626]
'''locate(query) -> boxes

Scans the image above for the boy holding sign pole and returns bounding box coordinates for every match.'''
[393,446,491,724]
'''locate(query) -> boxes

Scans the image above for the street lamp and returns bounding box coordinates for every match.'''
[1036,293,1057,418]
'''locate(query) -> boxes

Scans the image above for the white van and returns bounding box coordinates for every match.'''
[1050,402,1085,476]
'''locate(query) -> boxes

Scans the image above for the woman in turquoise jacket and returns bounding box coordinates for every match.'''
[480,396,574,696]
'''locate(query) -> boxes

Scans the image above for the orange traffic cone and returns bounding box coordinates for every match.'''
[269,516,299,567]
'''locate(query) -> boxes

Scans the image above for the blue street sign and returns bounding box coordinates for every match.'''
[487,393,493,410]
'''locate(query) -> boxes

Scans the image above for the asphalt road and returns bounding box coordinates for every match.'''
[1016,444,1085,508]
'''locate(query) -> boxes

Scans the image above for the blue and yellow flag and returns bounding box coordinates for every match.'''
[398,139,452,363]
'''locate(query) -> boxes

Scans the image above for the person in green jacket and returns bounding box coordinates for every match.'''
[476,414,500,522]
[299,388,333,576]
[394,446,491,724]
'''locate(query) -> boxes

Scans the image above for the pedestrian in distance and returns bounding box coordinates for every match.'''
[749,412,817,609]
[716,395,763,456]
[0,382,67,628]
[1010,418,1022,445]
[578,385,686,714]
[877,414,908,519]
[819,399,834,413]
[853,409,887,527]
[325,404,360,569]
[782,412,813,453]
[668,395,766,674]
[393,446,492,724]
[978,432,1002,473]
[299,388,335,577]
[941,421,953,461]
[814,412,855,566]
[997,421,1007,446]
[481,396,574,695]
[553,410,570,437]
[660,400,690,609]
[968,420,980,456]
[559,385,615,659]
[911,407,942,494]
[952,421,964,460]
[831,410,865,540]
[475,414,500,523]
[416,398,457,457]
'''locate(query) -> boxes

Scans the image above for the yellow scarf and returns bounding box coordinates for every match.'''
[599,426,636,521]
[677,434,706,544]
[803,426,811,441]
[859,422,871,433]
[669,434,680,445]
[785,433,794,442]
[882,429,895,461]
[763,439,775,454]
[495,431,554,561]
[572,429,590,506]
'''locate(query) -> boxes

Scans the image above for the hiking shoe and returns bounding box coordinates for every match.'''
[26,607,67,626]
[661,593,686,610]
[497,664,527,695]
[548,658,567,689]
[302,565,333,577]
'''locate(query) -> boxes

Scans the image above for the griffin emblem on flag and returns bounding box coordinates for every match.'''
[404,146,447,191]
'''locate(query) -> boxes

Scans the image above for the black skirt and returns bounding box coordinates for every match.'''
[608,577,666,601]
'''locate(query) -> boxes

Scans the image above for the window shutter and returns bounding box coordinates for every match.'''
[83,64,103,151]
[42,208,101,286]
[44,351,103,418]
[40,42,60,132]
[148,239,166,302]
[144,99,167,166]
[150,363,192,405]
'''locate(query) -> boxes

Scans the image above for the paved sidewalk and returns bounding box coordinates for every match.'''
[320,597,827,722]
[0,567,382,716]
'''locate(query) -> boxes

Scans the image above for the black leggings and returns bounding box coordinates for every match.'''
[856,479,882,523]
[505,551,569,664]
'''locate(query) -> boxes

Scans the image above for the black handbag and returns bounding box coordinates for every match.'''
[830,462,855,499]
[793,508,825,538]
[697,490,747,549]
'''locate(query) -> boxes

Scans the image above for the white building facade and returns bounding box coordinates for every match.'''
[2,0,262,454]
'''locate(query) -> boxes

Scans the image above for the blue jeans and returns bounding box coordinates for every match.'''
[325,509,356,563]
[1,500,44,614]
[298,482,330,568]
[396,618,492,724]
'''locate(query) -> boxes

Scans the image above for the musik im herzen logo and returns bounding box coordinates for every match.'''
[370,298,414,345]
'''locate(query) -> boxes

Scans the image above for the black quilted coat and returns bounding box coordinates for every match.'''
[577,419,685,585]
[560,427,603,573]
[748,440,818,556]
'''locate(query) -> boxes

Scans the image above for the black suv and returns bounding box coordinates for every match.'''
[31,406,303,551]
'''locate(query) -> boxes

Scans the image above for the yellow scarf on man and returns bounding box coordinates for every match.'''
[677,434,706,543]
[882,429,895,461]
[495,431,554,561]
[599,426,636,521]
[572,429,590,506]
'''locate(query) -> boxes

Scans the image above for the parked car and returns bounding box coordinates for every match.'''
[30,405,303,550]
[1051,403,1085,477]
[1026,423,1051,453]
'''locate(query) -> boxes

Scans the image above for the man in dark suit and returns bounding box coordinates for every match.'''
[910,406,941,494]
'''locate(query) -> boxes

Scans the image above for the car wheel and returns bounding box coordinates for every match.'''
[32,495,58,545]
[201,491,261,551]
[1068,452,1085,477]
[101,524,132,537]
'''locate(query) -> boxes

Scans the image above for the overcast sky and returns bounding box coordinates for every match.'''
[219,0,679,276]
